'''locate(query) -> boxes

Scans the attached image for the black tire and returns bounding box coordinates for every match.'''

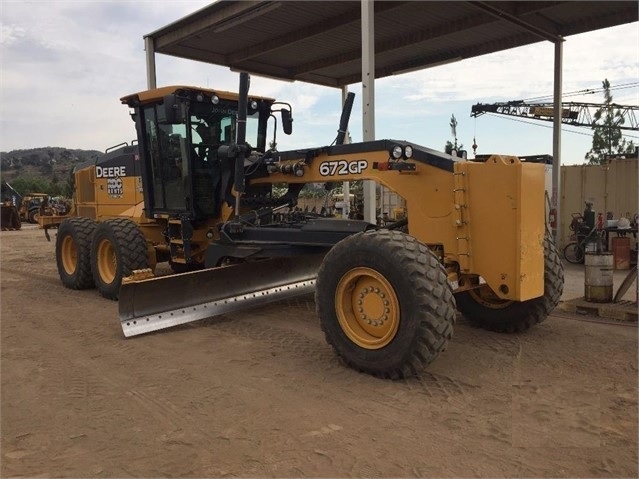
[455,235,564,333]
[316,230,456,379]
[563,241,584,264]
[90,218,149,300]
[28,209,38,224]
[56,217,96,290]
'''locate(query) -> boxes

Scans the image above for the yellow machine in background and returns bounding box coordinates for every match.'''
[41,73,564,379]
[18,192,49,224]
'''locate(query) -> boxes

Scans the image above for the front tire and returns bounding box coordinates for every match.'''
[56,217,96,290]
[28,209,38,224]
[90,218,149,300]
[455,235,564,333]
[316,230,456,379]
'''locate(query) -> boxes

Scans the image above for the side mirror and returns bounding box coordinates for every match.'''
[160,94,186,124]
[281,109,293,135]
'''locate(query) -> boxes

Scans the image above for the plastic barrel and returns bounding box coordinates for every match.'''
[584,252,613,303]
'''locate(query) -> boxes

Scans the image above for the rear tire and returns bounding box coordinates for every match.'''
[455,235,564,333]
[316,230,456,379]
[91,218,148,300]
[563,241,584,264]
[56,217,96,290]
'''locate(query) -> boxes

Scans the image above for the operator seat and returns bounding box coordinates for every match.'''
[192,122,222,218]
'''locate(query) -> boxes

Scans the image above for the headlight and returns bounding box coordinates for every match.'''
[250,100,258,110]
[211,95,220,105]
[196,93,204,102]
[404,145,413,158]
[391,145,403,159]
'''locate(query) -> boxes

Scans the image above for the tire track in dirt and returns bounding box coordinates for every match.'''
[452,318,523,355]
[1,273,235,463]
[1,266,64,287]
[205,311,475,403]
[3,311,251,460]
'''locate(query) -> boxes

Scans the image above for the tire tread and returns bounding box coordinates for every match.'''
[317,230,456,379]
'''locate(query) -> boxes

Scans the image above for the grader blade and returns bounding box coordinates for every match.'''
[119,254,325,337]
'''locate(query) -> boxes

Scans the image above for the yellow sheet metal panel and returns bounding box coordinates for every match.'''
[251,148,460,258]
[94,176,140,208]
[464,156,545,301]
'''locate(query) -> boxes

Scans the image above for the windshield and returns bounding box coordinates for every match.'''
[190,104,260,152]
[139,98,266,217]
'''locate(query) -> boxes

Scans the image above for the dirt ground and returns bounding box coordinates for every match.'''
[1,225,637,478]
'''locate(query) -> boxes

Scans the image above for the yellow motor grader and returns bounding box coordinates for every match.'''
[42,73,563,378]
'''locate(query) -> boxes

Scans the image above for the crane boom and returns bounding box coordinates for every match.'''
[471,101,639,131]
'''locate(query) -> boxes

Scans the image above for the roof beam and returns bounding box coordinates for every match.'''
[466,1,562,42]
[292,1,565,77]
[151,1,279,50]
[293,11,494,77]
[558,5,639,35]
[226,1,407,64]
[337,30,539,86]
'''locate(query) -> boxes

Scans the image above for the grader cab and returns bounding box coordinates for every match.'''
[48,73,563,378]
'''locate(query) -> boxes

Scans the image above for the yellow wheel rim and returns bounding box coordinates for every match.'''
[61,235,77,276]
[96,238,117,284]
[335,267,400,349]
[468,285,514,309]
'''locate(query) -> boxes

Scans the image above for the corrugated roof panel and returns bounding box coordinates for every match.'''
[149,1,638,88]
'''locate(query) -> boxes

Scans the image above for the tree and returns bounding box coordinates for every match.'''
[444,114,463,155]
[10,177,50,195]
[585,79,636,165]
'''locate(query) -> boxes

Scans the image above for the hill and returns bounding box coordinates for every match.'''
[0,147,104,196]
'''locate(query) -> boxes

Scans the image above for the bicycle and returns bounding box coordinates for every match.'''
[563,213,603,264]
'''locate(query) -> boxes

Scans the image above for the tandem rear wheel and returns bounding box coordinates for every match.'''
[90,218,149,300]
[455,235,564,332]
[56,217,97,290]
[316,230,456,379]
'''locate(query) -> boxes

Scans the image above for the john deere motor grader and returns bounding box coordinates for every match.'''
[47,73,563,378]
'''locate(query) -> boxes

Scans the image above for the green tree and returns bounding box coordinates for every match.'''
[10,177,50,195]
[64,170,75,198]
[585,79,636,165]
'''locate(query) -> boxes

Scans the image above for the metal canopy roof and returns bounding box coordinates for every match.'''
[147,1,638,88]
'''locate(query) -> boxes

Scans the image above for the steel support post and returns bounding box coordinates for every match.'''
[341,86,351,218]
[552,38,563,245]
[145,37,157,90]
[361,0,376,224]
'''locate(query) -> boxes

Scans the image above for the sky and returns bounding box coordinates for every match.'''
[1,1,638,166]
